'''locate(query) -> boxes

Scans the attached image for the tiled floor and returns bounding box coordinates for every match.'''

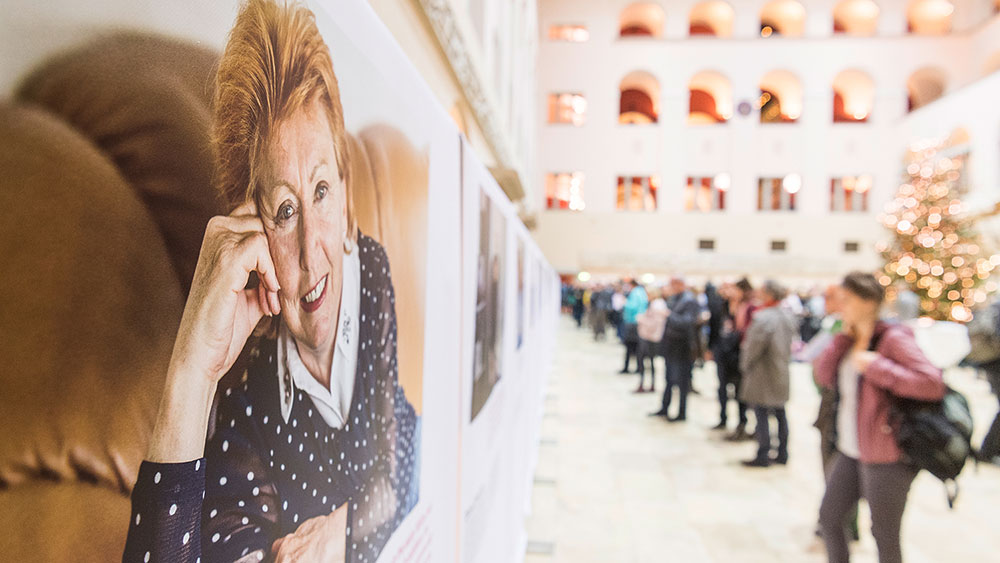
[525,316,1000,563]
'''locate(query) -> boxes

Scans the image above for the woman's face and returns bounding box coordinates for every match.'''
[840,289,878,326]
[259,98,347,354]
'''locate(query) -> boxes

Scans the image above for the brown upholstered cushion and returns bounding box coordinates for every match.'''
[0,104,182,492]
[354,124,429,414]
[0,482,130,563]
[15,32,224,295]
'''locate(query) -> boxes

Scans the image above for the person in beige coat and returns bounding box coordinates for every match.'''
[739,280,797,467]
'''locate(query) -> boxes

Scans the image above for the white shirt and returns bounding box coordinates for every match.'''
[836,357,862,459]
[277,248,361,429]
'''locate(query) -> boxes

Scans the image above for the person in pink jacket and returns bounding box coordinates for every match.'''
[635,287,668,393]
[814,272,945,563]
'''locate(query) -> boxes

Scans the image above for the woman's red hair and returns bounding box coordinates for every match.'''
[213,0,355,238]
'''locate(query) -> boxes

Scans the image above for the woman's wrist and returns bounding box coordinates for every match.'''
[146,363,218,463]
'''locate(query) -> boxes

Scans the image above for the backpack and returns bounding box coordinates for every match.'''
[890,386,975,508]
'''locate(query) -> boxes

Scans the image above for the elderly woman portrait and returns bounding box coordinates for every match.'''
[122,1,420,561]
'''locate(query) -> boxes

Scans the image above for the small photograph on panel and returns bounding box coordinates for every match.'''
[471,187,507,421]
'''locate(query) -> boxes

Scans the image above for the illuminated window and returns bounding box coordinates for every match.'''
[616,175,658,211]
[547,93,586,125]
[830,175,871,212]
[549,24,589,42]
[760,0,806,37]
[758,174,799,211]
[619,71,660,124]
[907,0,953,35]
[545,172,586,211]
[759,70,802,123]
[833,0,879,35]
[620,3,665,37]
[833,69,874,122]
[685,174,728,212]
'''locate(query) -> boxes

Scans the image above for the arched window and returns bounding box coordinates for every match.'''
[620,3,666,38]
[906,67,947,112]
[619,71,660,124]
[688,71,733,124]
[907,0,953,35]
[833,0,879,35]
[760,0,806,37]
[689,1,735,37]
[833,69,874,122]
[759,70,802,123]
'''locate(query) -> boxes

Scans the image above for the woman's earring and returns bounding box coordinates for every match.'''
[343,231,354,254]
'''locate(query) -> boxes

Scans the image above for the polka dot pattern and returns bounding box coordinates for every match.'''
[122,235,420,563]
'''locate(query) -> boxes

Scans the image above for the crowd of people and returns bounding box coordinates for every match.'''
[563,272,1000,563]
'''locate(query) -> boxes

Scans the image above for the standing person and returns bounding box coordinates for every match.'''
[709,282,746,432]
[799,284,860,542]
[619,280,648,374]
[590,284,612,341]
[724,278,757,441]
[815,272,945,563]
[611,282,627,342]
[965,297,1000,463]
[635,287,668,393]
[571,285,585,328]
[889,283,921,322]
[979,359,1000,463]
[739,280,796,467]
[650,277,699,421]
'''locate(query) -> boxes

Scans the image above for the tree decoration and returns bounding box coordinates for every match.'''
[876,139,998,321]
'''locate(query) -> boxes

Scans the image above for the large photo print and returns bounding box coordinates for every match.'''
[0,0,432,562]
[120,2,428,561]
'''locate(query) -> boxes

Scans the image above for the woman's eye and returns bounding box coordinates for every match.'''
[316,183,329,201]
[277,203,294,222]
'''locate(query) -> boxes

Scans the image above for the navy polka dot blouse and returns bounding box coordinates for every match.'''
[123,234,421,563]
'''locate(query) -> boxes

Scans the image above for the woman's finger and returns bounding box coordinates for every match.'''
[231,199,258,218]
[257,282,272,317]
[241,287,268,328]
[236,232,281,294]
[269,289,281,316]
[271,534,289,555]
[214,213,267,235]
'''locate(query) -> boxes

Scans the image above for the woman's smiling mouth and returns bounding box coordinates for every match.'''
[300,274,328,313]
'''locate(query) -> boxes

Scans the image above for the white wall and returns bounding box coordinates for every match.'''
[534,0,1000,281]
[371,0,540,214]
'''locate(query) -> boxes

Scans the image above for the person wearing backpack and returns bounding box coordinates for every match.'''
[814,272,945,563]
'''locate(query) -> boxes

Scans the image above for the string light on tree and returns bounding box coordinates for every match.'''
[876,139,997,322]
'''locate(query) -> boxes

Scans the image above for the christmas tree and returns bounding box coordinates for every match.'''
[877,139,999,322]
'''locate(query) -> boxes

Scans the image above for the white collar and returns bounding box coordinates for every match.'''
[276,248,361,429]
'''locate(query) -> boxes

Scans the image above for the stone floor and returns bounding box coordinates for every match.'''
[524,316,1000,563]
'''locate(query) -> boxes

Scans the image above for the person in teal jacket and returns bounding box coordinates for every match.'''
[619,280,649,374]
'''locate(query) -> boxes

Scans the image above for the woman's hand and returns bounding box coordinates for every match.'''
[852,350,879,374]
[851,318,875,353]
[172,200,281,383]
[271,504,349,562]
[147,201,281,463]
